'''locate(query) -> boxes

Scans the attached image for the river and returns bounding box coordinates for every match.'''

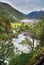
[12,32,39,54]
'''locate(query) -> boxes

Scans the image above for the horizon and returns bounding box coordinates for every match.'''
[0,0,44,14]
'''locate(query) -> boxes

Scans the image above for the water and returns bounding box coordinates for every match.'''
[20,19,39,23]
[12,32,39,54]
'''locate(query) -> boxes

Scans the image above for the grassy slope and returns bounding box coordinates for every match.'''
[0,2,27,21]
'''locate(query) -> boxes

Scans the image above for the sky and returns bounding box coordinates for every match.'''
[0,0,44,14]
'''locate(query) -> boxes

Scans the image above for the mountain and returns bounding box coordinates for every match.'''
[28,11,44,19]
[0,2,27,22]
[0,2,44,21]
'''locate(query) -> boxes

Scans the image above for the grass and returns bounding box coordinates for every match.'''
[11,22,22,28]
[11,22,32,29]
[27,46,44,65]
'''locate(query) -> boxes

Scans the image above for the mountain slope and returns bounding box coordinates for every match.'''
[28,11,44,19]
[0,2,27,21]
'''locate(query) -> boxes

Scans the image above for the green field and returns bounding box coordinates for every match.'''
[11,22,22,28]
[11,22,32,29]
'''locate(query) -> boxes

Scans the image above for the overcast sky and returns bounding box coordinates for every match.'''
[0,0,44,14]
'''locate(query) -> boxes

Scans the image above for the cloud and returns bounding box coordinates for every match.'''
[0,0,44,14]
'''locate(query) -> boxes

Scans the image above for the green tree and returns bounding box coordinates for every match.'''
[0,16,11,34]
[39,19,44,46]
[34,18,44,46]
[5,19,11,34]
[0,39,14,65]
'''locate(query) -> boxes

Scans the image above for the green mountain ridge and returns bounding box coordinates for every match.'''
[0,2,27,22]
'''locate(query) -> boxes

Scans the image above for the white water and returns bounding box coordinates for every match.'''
[12,32,39,54]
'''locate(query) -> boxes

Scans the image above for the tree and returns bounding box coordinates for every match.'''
[39,19,44,46]
[0,16,11,34]
[0,16,5,33]
[0,39,14,65]
[5,19,11,34]
[34,18,44,46]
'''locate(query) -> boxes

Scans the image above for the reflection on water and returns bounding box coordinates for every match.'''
[12,32,39,54]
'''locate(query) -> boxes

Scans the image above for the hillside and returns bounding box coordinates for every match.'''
[0,2,27,22]
[28,11,44,19]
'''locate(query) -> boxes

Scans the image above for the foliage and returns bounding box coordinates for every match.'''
[33,18,44,46]
[9,46,44,65]
[33,18,44,39]
[0,40,14,65]
[9,53,31,65]
[0,9,44,65]
[0,16,13,40]
[27,46,44,65]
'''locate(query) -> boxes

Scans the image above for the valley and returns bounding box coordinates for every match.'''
[0,2,44,65]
